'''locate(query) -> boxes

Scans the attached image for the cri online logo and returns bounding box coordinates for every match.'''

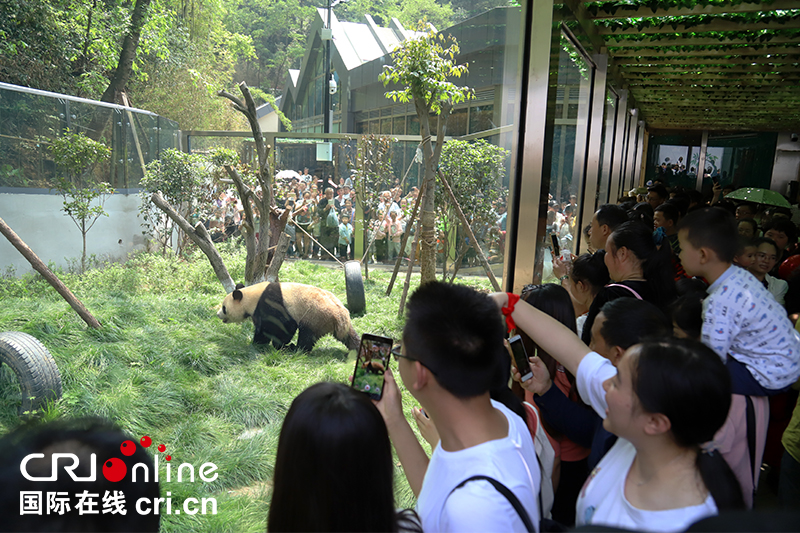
[19,435,216,483]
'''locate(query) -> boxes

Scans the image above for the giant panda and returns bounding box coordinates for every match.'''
[217,281,359,351]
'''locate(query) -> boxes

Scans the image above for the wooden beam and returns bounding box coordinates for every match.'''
[589,0,800,20]
[632,87,800,94]
[615,55,800,66]
[610,45,800,58]
[620,65,800,74]
[562,0,634,107]
[598,17,800,36]
[623,71,800,79]
[606,34,800,47]
[636,97,798,104]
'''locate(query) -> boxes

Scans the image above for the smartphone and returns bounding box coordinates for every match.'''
[508,334,533,382]
[352,333,392,400]
[550,234,560,258]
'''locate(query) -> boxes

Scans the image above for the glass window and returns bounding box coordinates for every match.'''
[408,115,420,135]
[381,118,392,134]
[447,108,468,137]
[315,77,322,117]
[393,116,406,135]
[469,104,494,133]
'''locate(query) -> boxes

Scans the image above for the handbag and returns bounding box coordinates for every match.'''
[326,206,339,227]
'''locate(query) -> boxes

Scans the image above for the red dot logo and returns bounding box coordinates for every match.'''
[120,440,136,456]
[102,457,127,482]
[157,444,166,453]
[140,436,152,448]
[166,455,172,461]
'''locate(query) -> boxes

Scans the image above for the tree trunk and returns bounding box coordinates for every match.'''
[218,82,288,285]
[150,192,236,293]
[99,0,152,104]
[415,98,437,285]
[81,218,87,274]
[0,217,101,329]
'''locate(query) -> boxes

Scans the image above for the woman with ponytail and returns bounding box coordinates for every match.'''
[581,220,676,344]
[492,293,744,532]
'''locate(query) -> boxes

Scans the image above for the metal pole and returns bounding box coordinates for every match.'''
[696,130,709,192]
[323,0,332,134]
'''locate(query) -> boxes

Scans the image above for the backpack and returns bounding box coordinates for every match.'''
[523,401,555,520]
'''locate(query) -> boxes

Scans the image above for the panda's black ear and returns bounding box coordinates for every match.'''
[232,289,244,302]
[235,283,245,290]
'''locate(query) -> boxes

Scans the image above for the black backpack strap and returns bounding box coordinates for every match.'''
[447,475,536,533]
[745,395,758,504]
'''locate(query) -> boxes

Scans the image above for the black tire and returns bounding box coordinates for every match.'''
[344,260,366,315]
[0,332,63,416]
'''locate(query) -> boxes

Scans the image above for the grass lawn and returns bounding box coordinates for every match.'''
[0,246,493,532]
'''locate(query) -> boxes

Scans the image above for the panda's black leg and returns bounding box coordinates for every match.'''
[270,318,298,350]
[296,327,318,352]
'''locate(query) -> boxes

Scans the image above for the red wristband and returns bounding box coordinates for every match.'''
[502,293,520,333]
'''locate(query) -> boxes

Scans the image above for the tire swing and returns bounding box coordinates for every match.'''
[344,260,366,315]
[0,331,63,417]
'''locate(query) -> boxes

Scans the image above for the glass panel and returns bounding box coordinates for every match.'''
[597,90,618,208]
[380,118,392,134]
[0,84,174,190]
[542,33,594,282]
[706,133,778,191]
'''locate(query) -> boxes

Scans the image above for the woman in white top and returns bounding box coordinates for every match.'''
[491,293,744,532]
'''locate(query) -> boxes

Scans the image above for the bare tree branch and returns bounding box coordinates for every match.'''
[151,191,236,293]
[0,217,101,328]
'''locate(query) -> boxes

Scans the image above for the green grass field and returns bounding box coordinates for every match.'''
[0,247,492,532]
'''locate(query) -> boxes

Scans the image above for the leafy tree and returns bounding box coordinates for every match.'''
[48,131,113,274]
[391,0,453,30]
[225,0,314,93]
[437,139,507,279]
[140,149,214,255]
[380,24,473,285]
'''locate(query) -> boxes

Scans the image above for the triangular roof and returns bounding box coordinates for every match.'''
[280,9,428,104]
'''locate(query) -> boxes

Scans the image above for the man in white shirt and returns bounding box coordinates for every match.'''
[376,282,541,532]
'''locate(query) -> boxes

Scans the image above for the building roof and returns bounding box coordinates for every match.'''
[256,95,282,118]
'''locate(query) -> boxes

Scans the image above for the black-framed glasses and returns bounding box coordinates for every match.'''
[391,344,437,375]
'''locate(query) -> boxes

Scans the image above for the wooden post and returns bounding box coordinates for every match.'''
[0,217,102,329]
[437,169,501,292]
[386,179,425,297]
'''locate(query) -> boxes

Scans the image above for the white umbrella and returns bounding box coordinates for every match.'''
[276,169,301,181]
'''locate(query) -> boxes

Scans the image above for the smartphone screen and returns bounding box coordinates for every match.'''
[508,334,533,382]
[352,334,392,400]
[550,234,560,258]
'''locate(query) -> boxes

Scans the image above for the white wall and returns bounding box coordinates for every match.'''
[771,132,800,196]
[0,190,148,275]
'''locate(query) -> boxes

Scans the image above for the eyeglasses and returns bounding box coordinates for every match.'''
[391,344,437,375]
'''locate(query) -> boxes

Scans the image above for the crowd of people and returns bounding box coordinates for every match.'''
[205,166,511,266]
[7,178,800,532]
[264,179,800,531]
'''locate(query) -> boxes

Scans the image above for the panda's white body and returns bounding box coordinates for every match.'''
[217,282,359,351]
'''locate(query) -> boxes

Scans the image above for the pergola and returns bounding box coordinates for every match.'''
[568,0,800,131]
